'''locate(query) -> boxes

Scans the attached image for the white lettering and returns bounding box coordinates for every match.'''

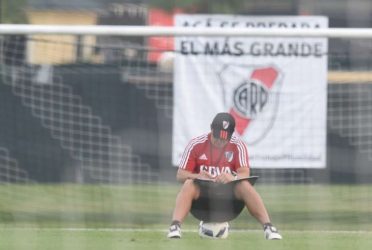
[182,19,322,29]
[199,165,233,176]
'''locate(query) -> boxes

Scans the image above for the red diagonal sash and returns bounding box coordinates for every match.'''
[230,67,278,135]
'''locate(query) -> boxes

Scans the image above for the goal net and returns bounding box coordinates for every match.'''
[0,31,169,185]
[1,20,372,230]
[1,26,372,184]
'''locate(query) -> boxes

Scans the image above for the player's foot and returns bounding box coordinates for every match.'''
[264,223,282,240]
[167,224,181,239]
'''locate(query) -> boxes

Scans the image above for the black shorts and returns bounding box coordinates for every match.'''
[190,177,258,222]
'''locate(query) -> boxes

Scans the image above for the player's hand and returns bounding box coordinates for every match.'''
[198,170,215,181]
[215,173,235,184]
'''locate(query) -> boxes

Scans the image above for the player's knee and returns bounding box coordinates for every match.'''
[181,179,200,198]
[234,180,254,198]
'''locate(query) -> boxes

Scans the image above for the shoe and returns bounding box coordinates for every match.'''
[264,224,282,240]
[167,224,181,239]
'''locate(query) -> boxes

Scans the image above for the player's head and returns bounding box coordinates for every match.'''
[210,112,235,142]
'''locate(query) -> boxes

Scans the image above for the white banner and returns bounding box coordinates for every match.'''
[172,15,328,168]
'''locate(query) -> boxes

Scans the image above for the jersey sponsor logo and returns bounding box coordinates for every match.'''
[200,165,235,178]
[225,151,233,162]
[219,65,282,145]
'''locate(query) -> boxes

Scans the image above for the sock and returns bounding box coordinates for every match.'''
[263,222,272,230]
[171,220,181,227]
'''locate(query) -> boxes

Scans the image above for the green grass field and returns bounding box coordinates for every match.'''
[0,183,372,250]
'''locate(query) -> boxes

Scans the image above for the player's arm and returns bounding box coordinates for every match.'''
[215,167,250,183]
[236,166,250,179]
[177,145,200,182]
[176,169,199,182]
[176,169,215,183]
[177,135,215,183]
[234,137,250,180]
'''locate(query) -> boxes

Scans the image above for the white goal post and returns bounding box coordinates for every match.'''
[1,24,372,38]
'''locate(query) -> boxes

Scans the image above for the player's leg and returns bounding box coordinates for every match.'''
[234,180,270,224]
[171,179,201,223]
[234,180,282,240]
[168,179,200,238]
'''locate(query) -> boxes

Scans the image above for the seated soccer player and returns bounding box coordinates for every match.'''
[167,112,282,240]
